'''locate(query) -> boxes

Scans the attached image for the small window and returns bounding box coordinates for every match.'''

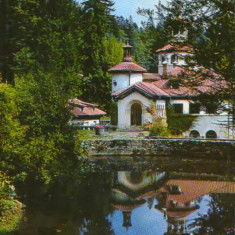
[171,54,178,64]
[113,81,117,86]
[190,130,200,138]
[190,103,200,114]
[161,56,166,63]
[173,104,183,114]
[206,130,217,139]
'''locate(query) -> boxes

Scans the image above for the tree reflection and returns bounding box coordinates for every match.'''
[16,172,114,235]
[189,193,235,235]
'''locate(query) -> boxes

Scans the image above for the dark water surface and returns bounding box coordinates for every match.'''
[11,156,235,235]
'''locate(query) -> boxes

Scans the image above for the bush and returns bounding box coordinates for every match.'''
[167,113,197,136]
[147,118,170,137]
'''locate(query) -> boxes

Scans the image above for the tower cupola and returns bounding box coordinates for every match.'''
[108,44,147,93]
[123,45,133,62]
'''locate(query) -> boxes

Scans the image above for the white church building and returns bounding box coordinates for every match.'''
[109,38,234,139]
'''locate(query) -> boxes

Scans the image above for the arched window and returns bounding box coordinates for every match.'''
[190,130,200,138]
[206,130,217,139]
[171,54,178,64]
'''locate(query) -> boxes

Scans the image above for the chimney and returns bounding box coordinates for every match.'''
[162,61,168,76]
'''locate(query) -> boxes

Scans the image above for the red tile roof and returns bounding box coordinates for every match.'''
[156,44,193,53]
[160,209,198,218]
[69,99,106,117]
[108,62,147,73]
[165,180,235,204]
[156,180,235,219]
[112,82,170,98]
[71,106,106,116]
[112,202,145,211]
[143,73,161,81]
[168,66,185,76]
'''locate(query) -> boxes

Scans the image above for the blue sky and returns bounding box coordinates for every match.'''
[113,0,168,25]
[77,0,169,26]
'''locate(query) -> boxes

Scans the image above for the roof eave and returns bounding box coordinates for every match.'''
[113,86,170,100]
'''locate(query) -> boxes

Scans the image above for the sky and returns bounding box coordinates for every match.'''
[113,0,169,25]
[77,0,169,26]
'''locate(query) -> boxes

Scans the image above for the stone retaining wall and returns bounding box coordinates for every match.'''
[82,139,235,159]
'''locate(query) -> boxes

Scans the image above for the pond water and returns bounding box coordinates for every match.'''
[14,168,235,235]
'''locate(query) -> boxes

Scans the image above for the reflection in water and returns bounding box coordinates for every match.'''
[15,171,235,235]
[110,172,235,235]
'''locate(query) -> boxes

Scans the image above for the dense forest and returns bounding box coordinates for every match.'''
[0,0,234,189]
[0,0,173,187]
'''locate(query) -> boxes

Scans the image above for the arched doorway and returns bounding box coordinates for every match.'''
[131,103,142,126]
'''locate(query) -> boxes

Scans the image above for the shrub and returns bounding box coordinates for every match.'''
[147,118,170,137]
[167,106,197,136]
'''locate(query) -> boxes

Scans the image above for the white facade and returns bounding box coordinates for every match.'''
[116,92,234,138]
[112,73,143,93]
[117,92,153,129]
[185,115,232,139]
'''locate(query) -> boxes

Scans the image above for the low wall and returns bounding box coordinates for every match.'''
[82,139,235,159]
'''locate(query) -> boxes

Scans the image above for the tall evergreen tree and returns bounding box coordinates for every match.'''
[80,0,116,111]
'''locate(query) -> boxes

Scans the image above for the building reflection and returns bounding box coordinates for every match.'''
[111,171,167,230]
[111,171,235,234]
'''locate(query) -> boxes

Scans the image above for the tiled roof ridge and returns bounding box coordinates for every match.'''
[156,43,193,53]
[108,62,147,73]
[112,81,171,98]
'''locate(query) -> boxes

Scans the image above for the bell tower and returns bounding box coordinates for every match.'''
[108,44,147,93]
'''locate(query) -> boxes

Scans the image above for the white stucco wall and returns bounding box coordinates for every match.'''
[130,73,143,85]
[117,92,153,129]
[112,73,130,93]
[184,115,234,139]
[112,73,143,93]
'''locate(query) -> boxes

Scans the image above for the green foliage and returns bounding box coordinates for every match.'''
[0,70,83,185]
[148,119,170,137]
[0,199,23,233]
[146,102,169,136]
[167,106,197,136]
[0,172,23,233]
[0,83,27,175]
[110,101,118,125]
[0,173,16,199]
[103,35,124,67]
